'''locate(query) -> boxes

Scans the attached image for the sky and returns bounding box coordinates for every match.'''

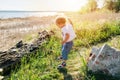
[0,0,104,11]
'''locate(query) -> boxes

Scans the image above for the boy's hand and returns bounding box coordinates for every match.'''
[68,18,73,26]
[61,41,66,45]
[61,33,70,45]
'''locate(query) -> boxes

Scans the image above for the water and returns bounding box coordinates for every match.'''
[0,11,58,19]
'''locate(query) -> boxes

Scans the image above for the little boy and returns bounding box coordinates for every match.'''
[55,16,76,68]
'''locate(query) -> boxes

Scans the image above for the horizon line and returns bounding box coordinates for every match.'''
[0,10,77,12]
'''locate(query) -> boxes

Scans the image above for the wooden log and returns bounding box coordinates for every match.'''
[0,30,53,77]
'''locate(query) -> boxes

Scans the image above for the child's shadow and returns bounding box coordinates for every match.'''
[58,68,73,80]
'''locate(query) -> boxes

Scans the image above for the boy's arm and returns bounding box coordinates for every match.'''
[62,33,70,45]
[68,18,73,26]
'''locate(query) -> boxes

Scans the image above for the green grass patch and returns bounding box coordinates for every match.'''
[74,20,120,47]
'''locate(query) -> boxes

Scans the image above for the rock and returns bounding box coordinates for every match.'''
[8,48,18,55]
[88,44,120,77]
[0,51,3,54]
[49,30,55,35]
[16,40,23,48]
[28,44,39,52]
[38,30,48,38]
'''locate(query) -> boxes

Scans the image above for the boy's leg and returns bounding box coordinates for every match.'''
[59,41,73,67]
[62,41,73,60]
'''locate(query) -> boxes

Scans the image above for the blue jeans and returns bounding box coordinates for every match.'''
[62,41,73,60]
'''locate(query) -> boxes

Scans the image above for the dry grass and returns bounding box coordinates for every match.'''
[65,12,120,22]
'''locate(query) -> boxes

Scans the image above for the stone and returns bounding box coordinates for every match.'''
[16,40,23,48]
[88,44,120,77]
[8,49,18,55]
[28,44,39,52]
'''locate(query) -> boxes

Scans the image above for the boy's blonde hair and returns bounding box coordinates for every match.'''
[55,16,66,24]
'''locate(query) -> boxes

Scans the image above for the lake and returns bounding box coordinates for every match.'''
[0,11,58,19]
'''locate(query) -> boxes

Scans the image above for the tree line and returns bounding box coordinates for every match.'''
[80,0,120,13]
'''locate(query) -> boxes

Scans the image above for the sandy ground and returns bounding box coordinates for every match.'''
[0,16,55,51]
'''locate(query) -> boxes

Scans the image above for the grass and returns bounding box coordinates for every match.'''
[74,20,120,47]
[9,36,64,80]
[6,13,120,80]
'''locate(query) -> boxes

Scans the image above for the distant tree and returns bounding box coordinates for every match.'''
[114,0,120,12]
[104,0,115,11]
[79,0,98,13]
[88,0,98,12]
[103,0,120,12]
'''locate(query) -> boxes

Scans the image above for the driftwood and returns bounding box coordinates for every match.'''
[0,30,54,78]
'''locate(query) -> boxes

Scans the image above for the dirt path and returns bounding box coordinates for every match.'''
[57,47,90,80]
[67,54,81,79]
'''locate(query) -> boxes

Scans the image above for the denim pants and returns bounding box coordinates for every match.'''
[62,41,73,60]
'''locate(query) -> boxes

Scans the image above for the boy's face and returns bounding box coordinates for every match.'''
[56,23,65,28]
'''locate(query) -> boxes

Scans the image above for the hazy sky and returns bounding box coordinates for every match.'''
[0,0,104,11]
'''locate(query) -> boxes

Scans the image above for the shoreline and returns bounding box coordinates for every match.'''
[0,15,56,51]
[0,11,59,19]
